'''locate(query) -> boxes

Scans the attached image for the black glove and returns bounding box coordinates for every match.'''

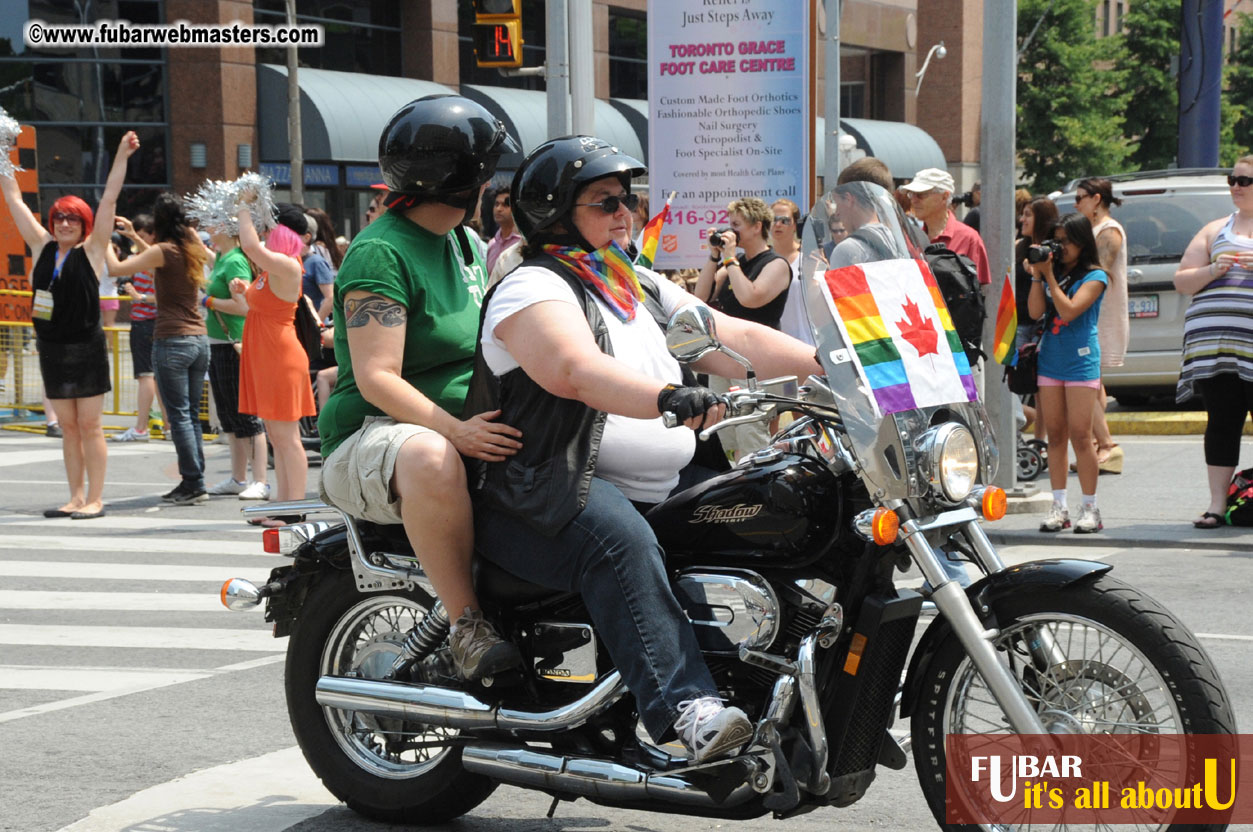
[657,384,720,428]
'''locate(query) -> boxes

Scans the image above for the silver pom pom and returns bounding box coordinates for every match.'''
[0,105,25,180]
[185,172,277,236]
[185,179,240,236]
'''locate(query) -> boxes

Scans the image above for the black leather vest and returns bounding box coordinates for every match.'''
[463,254,671,537]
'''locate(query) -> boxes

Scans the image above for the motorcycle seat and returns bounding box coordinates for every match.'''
[473,556,567,607]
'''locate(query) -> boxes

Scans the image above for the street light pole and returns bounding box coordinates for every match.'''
[546,0,570,139]
[568,1,595,135]
[823,0,840,189]
[285,0,302,204]
[981,0,1016,489]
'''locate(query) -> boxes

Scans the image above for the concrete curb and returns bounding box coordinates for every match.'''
[987,527,1253,552]
[1105,411,1253,436]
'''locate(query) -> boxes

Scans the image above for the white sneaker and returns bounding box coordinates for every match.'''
[237,481,271,501]
[110,427,150,443]
[674,697,753,762]
[1074,504,1103,534]
[1039,502,1071,532]
[207,477,247,496]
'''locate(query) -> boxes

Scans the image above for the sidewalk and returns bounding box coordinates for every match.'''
[997,432,1253,552]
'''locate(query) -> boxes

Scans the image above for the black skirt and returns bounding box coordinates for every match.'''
[38,330,111,400]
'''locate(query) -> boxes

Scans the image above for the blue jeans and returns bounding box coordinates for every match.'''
[475,477,719,741]
[153,335,209,490]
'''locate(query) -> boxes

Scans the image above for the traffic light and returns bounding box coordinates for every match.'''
[473,0,523,68]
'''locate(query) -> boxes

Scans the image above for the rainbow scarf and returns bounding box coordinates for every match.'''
[991,268,1018,364]
[821,258,978,416]
[543,241,646,322]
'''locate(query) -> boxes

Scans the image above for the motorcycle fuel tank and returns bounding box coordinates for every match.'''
[647,451,841,566]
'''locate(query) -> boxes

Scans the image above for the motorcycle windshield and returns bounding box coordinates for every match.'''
[799,181,996,500]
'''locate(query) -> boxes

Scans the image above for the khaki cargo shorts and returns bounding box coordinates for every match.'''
[320,416,438,524]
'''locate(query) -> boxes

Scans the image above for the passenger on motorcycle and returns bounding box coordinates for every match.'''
[464,136,821,762]
[318,95,525,681]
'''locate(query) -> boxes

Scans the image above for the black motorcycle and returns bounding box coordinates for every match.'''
[221,186,1234,829]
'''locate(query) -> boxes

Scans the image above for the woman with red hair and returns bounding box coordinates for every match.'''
[228,204,316,525]
[0,132,140,519]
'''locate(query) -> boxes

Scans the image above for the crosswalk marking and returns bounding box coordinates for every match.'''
[0,444,156,469]
[0,666,212,692]
[0,515,259,531]
[0,624,281,651]
[0,561,274,582]
[0,534,262,555]
[0,590,225,611]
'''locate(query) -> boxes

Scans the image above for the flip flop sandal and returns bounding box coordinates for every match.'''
[1193,512,1225,529]
[257,514,306,528]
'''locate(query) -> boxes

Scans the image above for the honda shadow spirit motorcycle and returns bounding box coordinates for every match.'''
[220,184,1234,829]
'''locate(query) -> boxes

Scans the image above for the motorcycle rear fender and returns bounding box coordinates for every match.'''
[897,558,1113,717]
[263,527,353,636]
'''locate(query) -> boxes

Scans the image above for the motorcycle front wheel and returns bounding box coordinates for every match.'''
[285,569,496,825]
[912,573,1235,832]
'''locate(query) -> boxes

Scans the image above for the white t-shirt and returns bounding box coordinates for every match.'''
[482,265,699,503]
[776,253,815,347]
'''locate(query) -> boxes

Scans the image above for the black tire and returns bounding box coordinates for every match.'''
[285,569,496,824]
[911,574,1235,831]
[1016,445,1043,482]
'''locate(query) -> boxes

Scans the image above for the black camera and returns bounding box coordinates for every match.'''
[708,228,731,249]
[114,276,134,288]
[952,191,977,208]
[1026,239,1063,264]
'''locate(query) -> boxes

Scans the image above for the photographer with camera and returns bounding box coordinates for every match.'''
[1026,213,1109,534]
[694,196,791,459]
[108,213,167,442]
[955,183,981,233]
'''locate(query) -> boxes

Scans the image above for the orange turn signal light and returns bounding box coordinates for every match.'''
[871,508,899,545]
[219,579,232,609]
[981,486,1007,521]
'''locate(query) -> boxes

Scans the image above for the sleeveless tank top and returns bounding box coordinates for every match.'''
[1092,215,1128,367]
[711,248,789,329]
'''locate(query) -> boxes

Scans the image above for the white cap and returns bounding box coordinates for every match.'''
[901,168,956,194]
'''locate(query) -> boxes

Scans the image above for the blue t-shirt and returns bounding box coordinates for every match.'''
[301,250,335,315]
[1038,268,1107,381]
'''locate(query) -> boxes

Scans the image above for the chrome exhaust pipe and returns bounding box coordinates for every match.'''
[462,742,759,808]
[314,671,625,732]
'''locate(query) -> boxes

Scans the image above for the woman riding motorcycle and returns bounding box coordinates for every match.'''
[464,137,819,762]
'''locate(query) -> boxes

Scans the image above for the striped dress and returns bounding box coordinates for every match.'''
[1177,213,1253,402]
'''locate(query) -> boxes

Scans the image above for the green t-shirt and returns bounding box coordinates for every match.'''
[318,211,489,458]
[204,246,252,342]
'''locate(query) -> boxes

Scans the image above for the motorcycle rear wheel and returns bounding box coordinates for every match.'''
[911,574,1235,831]
[286,569,496,824]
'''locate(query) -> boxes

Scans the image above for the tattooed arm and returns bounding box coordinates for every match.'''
[343,290,521,461]
[1095,226,1123,276]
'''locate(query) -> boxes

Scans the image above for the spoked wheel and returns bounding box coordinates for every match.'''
[286,570,495,824]
[1016,445,1044,482]
[912,574,1235,831]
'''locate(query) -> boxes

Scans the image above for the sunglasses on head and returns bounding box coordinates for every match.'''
[772,216,793,225]
[574,193,639,214]
[1229,175,1253,187]
[51,212,81,223]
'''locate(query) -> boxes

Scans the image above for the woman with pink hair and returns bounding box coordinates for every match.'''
[0,132,140,519]
[228,206,316,525]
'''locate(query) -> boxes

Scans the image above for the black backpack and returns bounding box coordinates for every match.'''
[922,242,985,366]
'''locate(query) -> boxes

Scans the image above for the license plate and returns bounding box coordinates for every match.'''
[1129,294,1158,319]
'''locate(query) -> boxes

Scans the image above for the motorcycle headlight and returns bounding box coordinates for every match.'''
[919,422,979,502]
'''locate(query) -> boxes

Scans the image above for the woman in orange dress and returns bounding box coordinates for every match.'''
[229,209,315,525]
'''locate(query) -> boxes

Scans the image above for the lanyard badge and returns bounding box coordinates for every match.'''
[32,289,54,320]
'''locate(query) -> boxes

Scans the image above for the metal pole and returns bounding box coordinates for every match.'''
[1177,0,1223,167]
[546,0,570,139]
[823,0,840,190]
[981,0,1016,489]
[285,0,303,204]
[568,0,595,135]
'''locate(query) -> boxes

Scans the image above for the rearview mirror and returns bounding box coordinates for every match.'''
[665,305,720,363]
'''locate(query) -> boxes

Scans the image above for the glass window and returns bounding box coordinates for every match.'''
[840,83,865,119]
[4,0,163,60]
[609,9,646,99]
[0,61,164,123]
[254,0,401,75]
[457,0,546,91]
[33,124,167,187]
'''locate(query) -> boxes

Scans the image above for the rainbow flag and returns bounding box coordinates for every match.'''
[991,268,1017,364]
[634,192,674,269]
[820,258,978,416]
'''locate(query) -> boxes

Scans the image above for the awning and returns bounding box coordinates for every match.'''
[257,64,455,163]
[461,85,646,169]
[816,116,947,181]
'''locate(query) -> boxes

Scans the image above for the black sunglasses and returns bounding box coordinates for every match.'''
[574,193,639,214]
[1229,175,1253,187]
[772,216,793,225]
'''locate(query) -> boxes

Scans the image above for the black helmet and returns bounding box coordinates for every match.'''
[511,136,646,239]
[378,95,519,202]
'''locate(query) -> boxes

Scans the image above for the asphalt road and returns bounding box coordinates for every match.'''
[1,431,1250,832]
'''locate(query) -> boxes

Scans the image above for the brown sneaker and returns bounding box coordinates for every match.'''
[449,607,523,680]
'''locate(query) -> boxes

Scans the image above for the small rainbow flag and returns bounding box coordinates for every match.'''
[991,268,1017,364]
[635,191,674,269]
[820,258,978,416]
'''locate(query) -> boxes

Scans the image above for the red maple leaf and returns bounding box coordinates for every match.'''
[895,296,939,357]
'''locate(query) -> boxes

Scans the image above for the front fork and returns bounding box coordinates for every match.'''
[899,508,1049,735]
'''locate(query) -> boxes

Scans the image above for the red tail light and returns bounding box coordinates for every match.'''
[262,528,281,554]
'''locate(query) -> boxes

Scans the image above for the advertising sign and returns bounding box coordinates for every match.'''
[647,0,810,269]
